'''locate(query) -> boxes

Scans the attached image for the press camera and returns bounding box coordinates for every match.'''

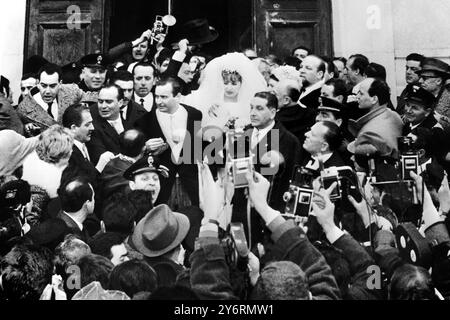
[398,136,420,181]
[283,166,316,217]
[226,130,253,189]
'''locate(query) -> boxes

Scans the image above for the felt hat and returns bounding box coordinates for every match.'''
[128,204,190,258]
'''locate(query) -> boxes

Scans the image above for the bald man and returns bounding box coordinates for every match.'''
[298,55,326,110]
[347,78,403,158]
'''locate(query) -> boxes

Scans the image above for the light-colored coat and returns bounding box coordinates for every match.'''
[348,105,404,158]
[17,84,89,129]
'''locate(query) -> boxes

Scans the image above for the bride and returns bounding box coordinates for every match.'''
[183,52,267,132]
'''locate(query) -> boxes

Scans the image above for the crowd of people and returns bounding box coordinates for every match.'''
[1,18,450,301]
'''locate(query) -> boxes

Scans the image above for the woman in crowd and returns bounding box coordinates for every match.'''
[184,52,267,132]
[21,125,73,199]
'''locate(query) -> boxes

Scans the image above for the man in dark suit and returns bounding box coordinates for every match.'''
[135,77,203,206]
[298,55,325,110]
[301,121,347,171]
[232,92,301,247]
[61,103,100,190]
[274,79,316,145]
[110,70,147,130]
[87,84,126,165]
[56,177,96,243]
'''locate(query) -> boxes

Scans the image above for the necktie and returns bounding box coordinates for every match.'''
[251,130,259,149]
[82,144,90,161]
[47,102,54,119]
[120,107,126,123]
[140,98,145,108]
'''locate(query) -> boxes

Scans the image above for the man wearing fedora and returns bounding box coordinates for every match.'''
[128,204,190,287]
[417,57,450,130]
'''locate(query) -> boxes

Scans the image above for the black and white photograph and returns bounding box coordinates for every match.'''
[1,0,450,310]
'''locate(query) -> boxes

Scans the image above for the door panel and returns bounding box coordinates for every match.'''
[25,0,107,66]
[253,0,333,58]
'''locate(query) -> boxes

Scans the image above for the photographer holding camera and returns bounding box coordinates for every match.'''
[190,164,340,300]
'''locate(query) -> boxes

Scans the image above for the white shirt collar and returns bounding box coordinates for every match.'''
[251,121,275,148]
[63,212,84,231]
[134,92,154,112]
[73,140,89,159]
[33,92,59,121]
[107,117,124,135]
[156,105,188,163]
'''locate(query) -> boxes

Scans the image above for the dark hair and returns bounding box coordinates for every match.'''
[155,77,182,96]
[406,53,425,63]
[321,56,338,77]
[283,56,302,70]
[132,62,155,76]
[254,91,278,110]
[38,63,62,82]
[285,84,301,103]
[156,48,173,67]
[389,264,436,300]
[21,73,37,81]
[119,129,146,158]
[149,285,200,300]
[0,244,53,300]
[62,103,91,128]
[108,260,158,298]
[89,232,127,259]
[77,254,114,289]
[365,62,387,81]
[100,84,124,101]
[59,177,93,213]
[292,45,311,56]
[333,57,347,65]
[368,79,391,106]
[101,193,137,234]
[109,70,134,84]
[324,78,348,101]
[127,190,154,222]
[321,121,343,152]
[348,54,370,76]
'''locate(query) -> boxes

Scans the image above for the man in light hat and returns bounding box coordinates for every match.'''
[128,204,190,287]
[123,154,169,204]
[417,57,450,129]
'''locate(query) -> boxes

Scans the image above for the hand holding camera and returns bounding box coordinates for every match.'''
[198,162,234,230]
[312,182,338,233]
[245,170,271,218]
[410,171,442,229]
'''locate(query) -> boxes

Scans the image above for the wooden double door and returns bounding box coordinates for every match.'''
[24,0,333,66]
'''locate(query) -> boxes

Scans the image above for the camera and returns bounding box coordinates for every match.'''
[226,130,253,189]
[398,136,419,181]
[221,223,249,270]
[320,166,363,204]
[283,167,315,217]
